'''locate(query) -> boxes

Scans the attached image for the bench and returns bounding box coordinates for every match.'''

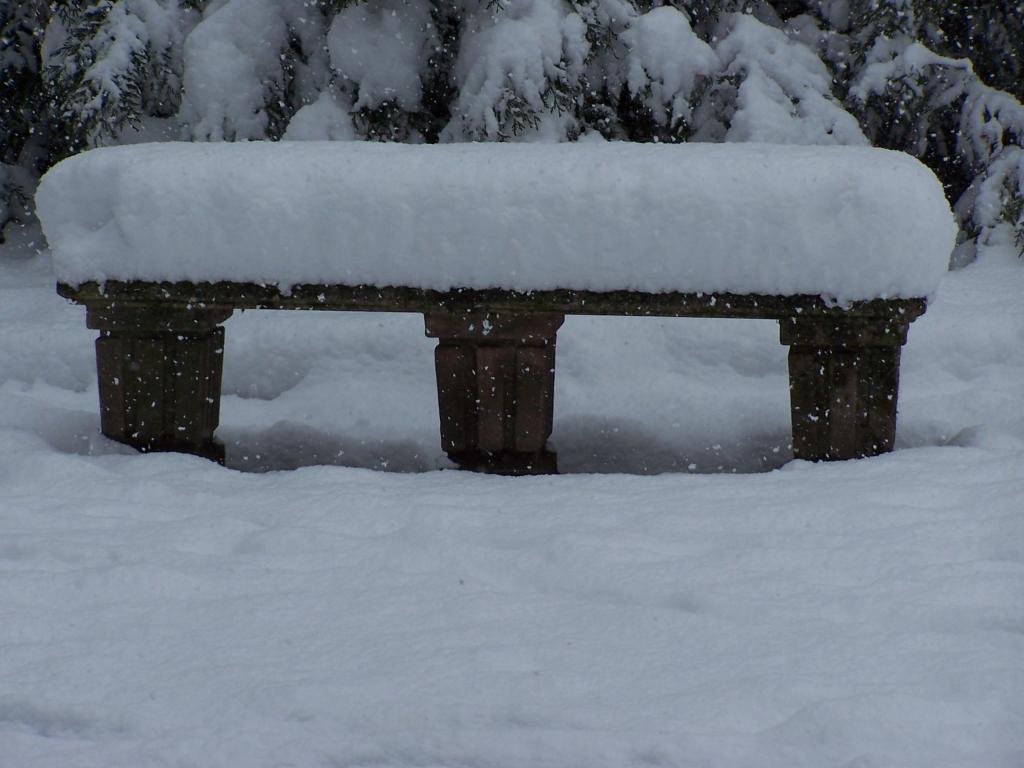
[40,142,956,474]
[57,280,924,472]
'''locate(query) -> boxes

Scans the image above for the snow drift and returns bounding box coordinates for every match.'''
[37,142,957,302]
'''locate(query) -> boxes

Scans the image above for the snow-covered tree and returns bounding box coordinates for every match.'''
[181,0,326,140]
[3,0,1023,256]
[44,0,197,153]
[843,0,1024,254]
[692,12,866,145]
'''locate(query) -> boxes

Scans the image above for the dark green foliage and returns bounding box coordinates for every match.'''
[266,31,304,141]
[923,1,1024,101]
[416,0,460,141]
[0,1,47,164]
[0,0,48,232]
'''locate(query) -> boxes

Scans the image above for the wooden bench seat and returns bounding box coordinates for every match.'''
[59,280,926,474]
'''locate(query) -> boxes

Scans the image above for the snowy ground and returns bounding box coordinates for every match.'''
[1,226,1022,767]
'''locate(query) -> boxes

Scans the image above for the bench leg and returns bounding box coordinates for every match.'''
[425,311,564,475]
[86,304,233,462]
[780,316,910,461]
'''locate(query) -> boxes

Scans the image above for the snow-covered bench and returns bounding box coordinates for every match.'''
[39,142,956,472]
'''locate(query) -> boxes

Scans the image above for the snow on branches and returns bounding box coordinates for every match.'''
[693,13,865,145]
[849,31,1024,254]
[2,0,1023,256]
[44,0,193,150]
[182,0,325,140]
[444,0,587,141]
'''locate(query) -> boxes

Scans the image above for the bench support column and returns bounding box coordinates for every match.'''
[425,311,564,475]
[86,304,233,462]
[780,315,911,461]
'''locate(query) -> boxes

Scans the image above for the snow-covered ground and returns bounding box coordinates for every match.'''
[1,225,1022,767]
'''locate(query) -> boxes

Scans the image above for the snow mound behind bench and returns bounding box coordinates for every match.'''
[37,141,956,302]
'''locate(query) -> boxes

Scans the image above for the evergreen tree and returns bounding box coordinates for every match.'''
[691,11,866,145]
[44,0,197,153]
[1,0,1022,254]
[843,0,1024,251]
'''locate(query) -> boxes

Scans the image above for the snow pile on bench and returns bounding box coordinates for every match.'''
[37,142,956,302]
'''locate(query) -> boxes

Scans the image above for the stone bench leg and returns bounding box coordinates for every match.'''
[86,304,233,462]
[780,315,911,461]
[425,311,564,475]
